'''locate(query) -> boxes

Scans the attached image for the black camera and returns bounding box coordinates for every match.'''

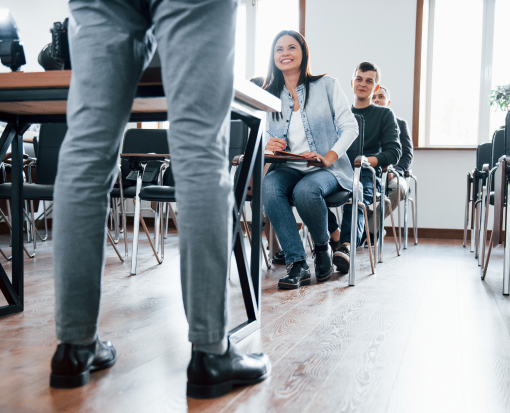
[0,10,26,72]
[38,18,71,70]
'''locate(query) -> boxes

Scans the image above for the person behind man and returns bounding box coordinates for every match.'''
[49,0,270,399]
[328,62,401,272]
[368,86,413,231]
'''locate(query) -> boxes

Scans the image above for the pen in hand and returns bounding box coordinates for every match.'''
[266,130,287,152]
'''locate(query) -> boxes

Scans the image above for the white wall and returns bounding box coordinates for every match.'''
[306,0,473,230]
[0,0,69,73]
[305,0,417,129]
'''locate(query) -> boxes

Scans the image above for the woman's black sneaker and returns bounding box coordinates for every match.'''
[313,244,333,282]
[277,261,311,289]
[271,251,286,265]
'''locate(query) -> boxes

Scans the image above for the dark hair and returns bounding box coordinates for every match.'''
[379,86,391,101]
[263,30,325,119]
[249,76,265,88]
[352,61,381,84]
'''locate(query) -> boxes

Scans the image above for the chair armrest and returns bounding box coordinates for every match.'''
[353,155,368,168]
[232,155,244,166]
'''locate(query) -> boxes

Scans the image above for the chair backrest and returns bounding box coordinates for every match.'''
[229,120,249,170]
[505,110,510,156]
[476,141,492,171]
[346,114,365,169]
[35,123,67,185]
[492,128,505,168]
[120,128,171,186]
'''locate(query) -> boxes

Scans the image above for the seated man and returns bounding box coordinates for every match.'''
[328,62,401,272]
[367,86,414,232]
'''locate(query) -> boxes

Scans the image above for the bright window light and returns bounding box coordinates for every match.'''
[428,0,483,146]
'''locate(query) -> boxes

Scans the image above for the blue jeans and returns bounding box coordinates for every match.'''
[263,166,341,265]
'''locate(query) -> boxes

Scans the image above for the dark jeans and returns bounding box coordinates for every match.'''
[327,171,379,248]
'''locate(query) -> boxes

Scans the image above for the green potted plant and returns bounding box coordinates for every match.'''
[489,83,510,113]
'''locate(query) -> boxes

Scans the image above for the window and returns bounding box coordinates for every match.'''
[419,0,507,147]
[235,0,300,81]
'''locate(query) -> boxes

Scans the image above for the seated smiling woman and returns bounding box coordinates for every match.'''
[262,30,358,289]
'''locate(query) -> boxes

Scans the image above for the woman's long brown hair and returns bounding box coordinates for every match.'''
[263,30,325,119]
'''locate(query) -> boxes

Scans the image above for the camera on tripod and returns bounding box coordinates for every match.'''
[0,10,26,72]
[38,18,71,70]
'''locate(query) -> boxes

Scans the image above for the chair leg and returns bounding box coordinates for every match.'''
[130,167,145,275]
[167,202,178,232]
[463,174,472,247]
[0,207,34,259]
[164,203,170,239]
[106,226,126,262]
[480,178,492,270]
[481,230,494,280]
[385,199,400,256]
[360,203,375,274]
[411,174,418,244]
[42,201,49,241]
[396,177,402,250]
[242,208,252,246]
[140,215,162,265]
[154,201,161,253]
[478,185,488,266]
[403,187,409,250]
[503,183,510,295]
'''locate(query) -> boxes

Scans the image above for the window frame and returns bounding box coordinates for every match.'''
[414,0,498,148]
[237,0,305,80]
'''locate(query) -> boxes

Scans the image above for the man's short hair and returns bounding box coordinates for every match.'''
[352,62,381,85]
[379,86,391,101]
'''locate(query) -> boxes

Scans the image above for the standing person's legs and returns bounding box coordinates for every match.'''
[51,0,153,388]
[151,0,270,398]
[54,0,152,346]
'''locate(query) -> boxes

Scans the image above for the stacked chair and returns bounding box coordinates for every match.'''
[479,111,510,293]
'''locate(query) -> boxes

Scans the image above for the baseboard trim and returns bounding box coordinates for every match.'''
[384,226,503,241]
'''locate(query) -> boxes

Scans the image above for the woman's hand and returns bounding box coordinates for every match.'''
[301,150,339,168]
[265,137,287,152]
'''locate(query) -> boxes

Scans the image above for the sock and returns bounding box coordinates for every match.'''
[315,243,329,252]
[296,260,309,269]
[63,335,97,346]
[193,337,228,355]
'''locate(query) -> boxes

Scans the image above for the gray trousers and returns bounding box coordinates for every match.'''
[367,175,407,232]
[53,0,236,345]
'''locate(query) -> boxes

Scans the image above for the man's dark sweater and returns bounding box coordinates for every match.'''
[393,118,413,176]
[351,104,401,166]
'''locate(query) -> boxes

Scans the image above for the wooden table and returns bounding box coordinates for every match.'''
[0,68,280,343]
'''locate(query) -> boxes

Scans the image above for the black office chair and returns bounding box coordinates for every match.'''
[0,123,126,261]
[112,128,176,266]
[477,128,505,269]
[128,121,249,274]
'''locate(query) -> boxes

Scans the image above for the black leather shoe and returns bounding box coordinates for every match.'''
[50,339,117,389]
[271,250,286,265]
[314,245,333,282]
[187,340,271,399]
[277,261,311,289]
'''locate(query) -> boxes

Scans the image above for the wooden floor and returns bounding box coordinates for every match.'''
[1,230,510,413]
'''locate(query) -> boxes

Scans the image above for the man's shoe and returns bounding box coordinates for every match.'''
[333,243,350,273]
[187,340,271,399]
[271,250,286,265]
[314,245,333,282]
[50,339,117,389]
[277,261,311,289]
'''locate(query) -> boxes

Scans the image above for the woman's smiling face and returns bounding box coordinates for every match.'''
[274,34,303,74]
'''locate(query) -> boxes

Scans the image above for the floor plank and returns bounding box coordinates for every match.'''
[2,233,510,412]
